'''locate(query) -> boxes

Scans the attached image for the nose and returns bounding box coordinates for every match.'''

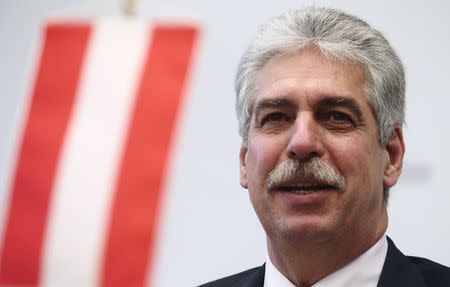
[286,114,324,161]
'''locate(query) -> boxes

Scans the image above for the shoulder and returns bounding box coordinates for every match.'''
[197,265,265,287]
[382,237,450,287]
[408,256,450,286]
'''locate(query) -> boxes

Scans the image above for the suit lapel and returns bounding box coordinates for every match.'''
[235,237,429,287]
[377,237,427,287]
[237,264,265,287]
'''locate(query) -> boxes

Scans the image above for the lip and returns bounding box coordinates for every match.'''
[269,178,339,206]
[271,187,336,207]
[269,176,338,191]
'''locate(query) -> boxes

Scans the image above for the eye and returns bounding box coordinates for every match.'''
[328,111,353,123]
[319,110,356,130]
[260,112,291,126]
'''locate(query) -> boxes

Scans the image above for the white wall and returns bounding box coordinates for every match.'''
[1,1,449,286]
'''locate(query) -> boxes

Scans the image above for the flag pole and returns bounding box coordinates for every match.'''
[123,0,137,17]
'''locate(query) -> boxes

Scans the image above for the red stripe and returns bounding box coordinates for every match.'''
[0,24,91,285]
[101,25,198,287]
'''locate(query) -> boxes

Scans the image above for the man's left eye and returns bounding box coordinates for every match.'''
[321,111,356,130]
[329,111,352,122]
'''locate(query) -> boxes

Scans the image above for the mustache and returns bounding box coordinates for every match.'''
[266,158,346,191]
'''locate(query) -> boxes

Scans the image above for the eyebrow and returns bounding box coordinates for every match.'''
[317,96,363,121]
[253,99,296,120]
[252,96,365,124]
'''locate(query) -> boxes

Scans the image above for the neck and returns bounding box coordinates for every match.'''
[267,209,388,287]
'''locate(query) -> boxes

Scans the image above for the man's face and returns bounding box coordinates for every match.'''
[239,49,404,243]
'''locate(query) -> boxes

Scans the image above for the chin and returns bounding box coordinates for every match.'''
[267,216,340,242]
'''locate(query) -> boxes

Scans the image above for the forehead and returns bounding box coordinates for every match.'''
[254,49,368,107]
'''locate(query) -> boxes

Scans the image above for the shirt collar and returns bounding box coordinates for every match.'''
[264,235,388,287]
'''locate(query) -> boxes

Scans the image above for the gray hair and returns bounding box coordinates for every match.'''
[235,6,405,146]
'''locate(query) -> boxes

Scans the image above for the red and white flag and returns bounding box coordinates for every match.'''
[0,19,199,286]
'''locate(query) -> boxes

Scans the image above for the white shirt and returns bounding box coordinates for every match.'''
[263,235,388,287]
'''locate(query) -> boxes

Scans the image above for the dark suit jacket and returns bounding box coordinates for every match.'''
[199,237,450,287]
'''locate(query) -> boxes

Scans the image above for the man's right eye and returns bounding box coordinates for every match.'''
[259,112,291,127]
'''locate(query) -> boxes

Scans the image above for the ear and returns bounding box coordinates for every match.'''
[383,127,405,190]
[239,142,248,189]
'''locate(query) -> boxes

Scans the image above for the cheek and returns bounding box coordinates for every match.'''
[329,137,384,191]
[327,138,373,179]
[246,137,285,185]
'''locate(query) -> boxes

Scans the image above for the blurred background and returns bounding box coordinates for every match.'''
[1,0,449,286]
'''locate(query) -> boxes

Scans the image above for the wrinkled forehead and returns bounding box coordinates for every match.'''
[250,48,369,113]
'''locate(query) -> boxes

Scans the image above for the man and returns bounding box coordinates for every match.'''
[200,6,450,287]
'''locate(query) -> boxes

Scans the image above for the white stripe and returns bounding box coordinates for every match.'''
[41,19,151,287]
